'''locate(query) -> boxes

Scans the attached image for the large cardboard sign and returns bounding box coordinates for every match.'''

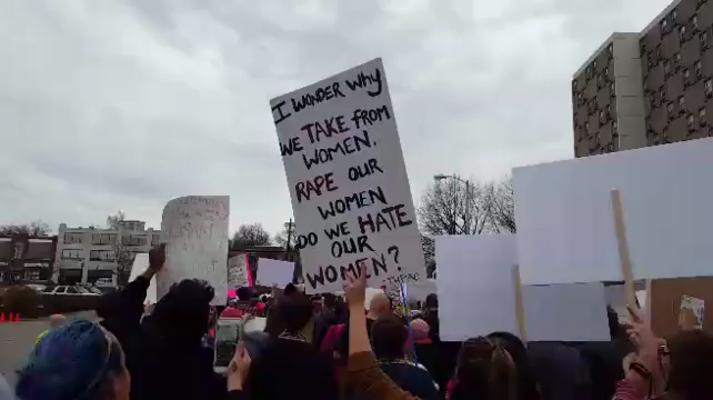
[256,258,294,288]
[270,58,425,293]
[159,196,229,305]
[436,235,610,342]
[514,137,713,285]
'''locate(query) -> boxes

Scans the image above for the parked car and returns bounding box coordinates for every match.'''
[41,285,101,296]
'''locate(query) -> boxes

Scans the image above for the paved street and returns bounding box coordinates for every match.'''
[0,311,96,388]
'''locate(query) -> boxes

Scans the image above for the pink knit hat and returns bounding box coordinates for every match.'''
[410,318,431,343]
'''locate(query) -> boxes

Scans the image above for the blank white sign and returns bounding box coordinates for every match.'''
[436,235,611,342]
[436,235,519,341]
[522,283,610,342]
[256,258,294,288]
[514,137,713,285]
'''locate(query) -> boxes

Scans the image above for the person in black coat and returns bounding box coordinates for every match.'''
[98,245,225,400]
[370,315,440,400]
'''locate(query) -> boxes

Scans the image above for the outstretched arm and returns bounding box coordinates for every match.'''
[345,265,420,400]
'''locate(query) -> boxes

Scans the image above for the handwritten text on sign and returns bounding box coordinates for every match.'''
[159,196,229,305]
[270,58,425,293]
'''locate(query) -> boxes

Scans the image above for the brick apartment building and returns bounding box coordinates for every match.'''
[573,0,713,157]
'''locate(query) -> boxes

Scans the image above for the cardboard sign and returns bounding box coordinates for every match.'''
[436,235,610,342]
[270,58,425,293]
[227,254,249,288]
[128,253,157,304]
[649,276,713,337]
[513,137,713,285]
[256,258,294,288]
[159,196,229,305]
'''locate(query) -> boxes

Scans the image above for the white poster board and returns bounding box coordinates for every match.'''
[436,235,611,342]
[270,58,425,293]
[514,137,713,285]
[522,283,610,342]
[159,196,229,305]
[128,253,157,304]
[256,258,294,288]
[227,254,249,288]
[436,235,519,341]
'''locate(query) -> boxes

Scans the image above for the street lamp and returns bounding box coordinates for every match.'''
[433,174,472,235]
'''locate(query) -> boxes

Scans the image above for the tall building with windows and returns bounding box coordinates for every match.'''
[572,33,647,157]
[573,0,713,157]
[54,221,160,286]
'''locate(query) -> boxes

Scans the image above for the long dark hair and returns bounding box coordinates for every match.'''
[451,337,517,400]
[487,332,540,400]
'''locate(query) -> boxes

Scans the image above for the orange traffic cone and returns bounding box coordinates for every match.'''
[15,313,21,322]
[7,313,13,322]
[0,312,4,323]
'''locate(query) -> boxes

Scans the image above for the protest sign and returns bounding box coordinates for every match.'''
[159,196,229,305]
[436,235,610,342]
[514,137,713,285]
[522,282,610,342]
[270,58,425,293]
[256,258,294,288]
[128,253,157,304]
[649,276,713,336]
[228,254,249,288]
[680,295,704,330]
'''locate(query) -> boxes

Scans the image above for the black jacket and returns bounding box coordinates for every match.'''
[101,277,225,400]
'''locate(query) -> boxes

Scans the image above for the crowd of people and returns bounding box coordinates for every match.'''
[7,244,713,400]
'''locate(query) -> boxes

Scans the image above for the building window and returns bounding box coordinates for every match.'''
[699,107,707,126]
[705,79,713,98]
[151,234,160,246]
[612,121,618,135]
[688,114,696,131]
[696,60,703,79]
[122,235,147,247]
[62,249,83,260]
[679,96,686,114]
[661,19,668,34]
[663,60,672,75]
[655,45,663,61]
[680,25,688,42]
[674,53,682,68]
[659,86,666,101]
[90,250,115,262]
[92,233,116,245]
[693,15,699,30]
[672,8,678,20]
[608,43,614,55]
[667,102,675,118]
[64,233,83,244]
[610,82,615,92]
[699,31,709,52]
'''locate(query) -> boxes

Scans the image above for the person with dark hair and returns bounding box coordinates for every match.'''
[240,292,338,399]
[488,331,541,400]
[614,308,713,400]
[371,315,440,399]
[16,320,130,400]
[314,293,338,346]
[448,337,518,400]
[98,244,225,400]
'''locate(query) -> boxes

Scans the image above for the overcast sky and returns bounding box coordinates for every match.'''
[0,0,671,236]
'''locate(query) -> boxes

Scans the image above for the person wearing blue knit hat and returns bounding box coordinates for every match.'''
[15,320,130,400]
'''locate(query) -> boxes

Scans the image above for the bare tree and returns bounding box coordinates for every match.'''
[490,176,516,233]
[418,178,493,235]
[231,223,271,250]
[0,220,51,237]
[106,210,126,230]
[105,211,133,286]
[421,235,436,278]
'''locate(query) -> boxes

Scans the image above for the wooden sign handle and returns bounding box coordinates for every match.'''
[610,189,638,310]
[512,264,528,343]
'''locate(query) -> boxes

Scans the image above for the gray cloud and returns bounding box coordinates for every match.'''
[0,0,672,235]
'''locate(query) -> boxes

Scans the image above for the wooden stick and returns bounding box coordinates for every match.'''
[512,264,528,342]
[610,189,638,310]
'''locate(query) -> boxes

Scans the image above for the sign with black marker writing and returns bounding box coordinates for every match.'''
[270,58,425,293]
[159,195,229,305]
